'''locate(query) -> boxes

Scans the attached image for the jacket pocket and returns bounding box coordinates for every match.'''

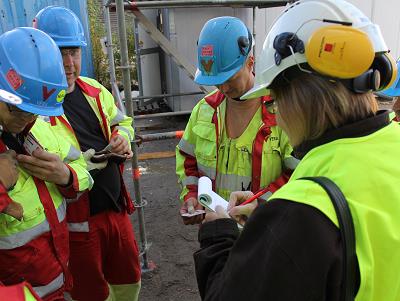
[192,123,217,161]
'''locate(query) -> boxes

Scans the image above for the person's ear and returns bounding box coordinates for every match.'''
[246,55,255,70]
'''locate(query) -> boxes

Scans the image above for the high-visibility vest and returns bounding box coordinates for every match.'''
[176,90,297,202]
[0,119,91,298]
[0,282,42,301]
[270,121,400,301]
[47,77,135,234]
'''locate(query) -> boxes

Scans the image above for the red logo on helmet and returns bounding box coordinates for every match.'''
[201,45,214,57]
[43,86,56,101]
[201,59,214,74]
[6,69,23,90]
[324,43,333,52]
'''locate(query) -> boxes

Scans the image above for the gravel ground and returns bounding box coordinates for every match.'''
[124,116,201,301]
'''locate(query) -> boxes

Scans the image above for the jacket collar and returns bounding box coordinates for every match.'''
[76,77,101,98]
[294,110,390,159]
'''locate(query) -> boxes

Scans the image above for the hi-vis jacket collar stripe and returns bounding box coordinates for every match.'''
[0,201,66,249]
[33,272,64,298]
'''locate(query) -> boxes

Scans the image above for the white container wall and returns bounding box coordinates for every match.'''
[137,9,162,98]
[161,1,400,111]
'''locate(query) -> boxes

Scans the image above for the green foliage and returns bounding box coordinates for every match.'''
[87,0,137,90]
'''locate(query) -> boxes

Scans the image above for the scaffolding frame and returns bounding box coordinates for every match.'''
[104,0,290,272]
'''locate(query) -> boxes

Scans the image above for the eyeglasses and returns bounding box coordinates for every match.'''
[60,48,81,58]
[6,104,37,118]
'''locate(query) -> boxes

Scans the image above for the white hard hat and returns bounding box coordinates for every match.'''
[242,0,392,99]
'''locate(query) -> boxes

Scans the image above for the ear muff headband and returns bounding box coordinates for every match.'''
[306,25,375,79]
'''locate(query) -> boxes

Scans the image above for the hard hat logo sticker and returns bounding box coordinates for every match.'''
[201,59,214,75]
[43,86,56,101]
[6,69,23,90]
[56,89,66,102]
[201,45,214,56]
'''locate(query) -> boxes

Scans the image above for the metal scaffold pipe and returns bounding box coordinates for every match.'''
[107,0,289,9]
[115,0,152,271]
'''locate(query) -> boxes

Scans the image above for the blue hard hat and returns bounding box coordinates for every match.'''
[194,16,252,86]
[0,27,67,116]
[379,60,400,97]
[33,6,87,48]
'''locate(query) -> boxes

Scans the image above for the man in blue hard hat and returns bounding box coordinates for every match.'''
[0,27,91,301]
[176,16,297,225]
[34,6,141,301]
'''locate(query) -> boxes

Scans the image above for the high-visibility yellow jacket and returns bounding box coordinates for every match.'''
[0,118,92,298]
[270,117,400,301]
[47,77,135,233]
[176,90,297,202]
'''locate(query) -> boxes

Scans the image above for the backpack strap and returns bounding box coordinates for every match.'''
[300,176,356,301]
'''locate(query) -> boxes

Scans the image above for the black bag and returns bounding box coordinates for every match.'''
[301,176,356,301]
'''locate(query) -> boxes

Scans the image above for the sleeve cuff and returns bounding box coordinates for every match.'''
[184,191,198,202]
[0,183,12,212]
[198,218,239,246]
[57,164,79,198]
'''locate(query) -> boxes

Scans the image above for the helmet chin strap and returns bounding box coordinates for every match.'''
[232,96,246,102]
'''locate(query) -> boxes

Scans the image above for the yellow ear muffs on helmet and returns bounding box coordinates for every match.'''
[372,52,398,91]
[305,25,375,79]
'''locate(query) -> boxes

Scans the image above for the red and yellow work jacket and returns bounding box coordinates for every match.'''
[176,90,298,203]
[47,77,135,235]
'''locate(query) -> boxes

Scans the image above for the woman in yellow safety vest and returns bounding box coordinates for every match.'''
[194,1,400,301]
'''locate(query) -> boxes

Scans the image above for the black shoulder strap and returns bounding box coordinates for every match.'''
[300,176,356,301]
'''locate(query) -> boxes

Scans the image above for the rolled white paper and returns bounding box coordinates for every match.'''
[198,176,228,212]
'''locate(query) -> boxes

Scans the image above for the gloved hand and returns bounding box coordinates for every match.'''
[82,149,108,171]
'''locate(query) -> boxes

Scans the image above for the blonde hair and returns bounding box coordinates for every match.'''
[273,74,378,146]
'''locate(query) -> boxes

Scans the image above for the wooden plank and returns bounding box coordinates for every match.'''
[138,151,176,160]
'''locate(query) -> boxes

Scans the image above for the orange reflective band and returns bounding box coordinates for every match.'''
[175,131,184,139]
[133,168,141,180]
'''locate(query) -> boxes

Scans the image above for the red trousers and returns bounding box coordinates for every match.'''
[68,211,141,301]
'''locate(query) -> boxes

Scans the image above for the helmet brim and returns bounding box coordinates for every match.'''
[0,89,22,105]
[16,102,64,116]
[194,66,240,86]
[57,41,87,48]
[241,83,270,100]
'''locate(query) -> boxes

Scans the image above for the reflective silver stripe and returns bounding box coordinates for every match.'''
[67,221,89,233]
[284,157,300,170]
[197,163,216,179]
[178,138,195,157]
[33,272,64,298]
[216,173,252,192]
[110,109,125,126]
[0,201,66,250]
[182,176,199,186]
[65,192,84,204]
[259,191,273,201]
[116,126,133,142]
[63,145,81,163]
